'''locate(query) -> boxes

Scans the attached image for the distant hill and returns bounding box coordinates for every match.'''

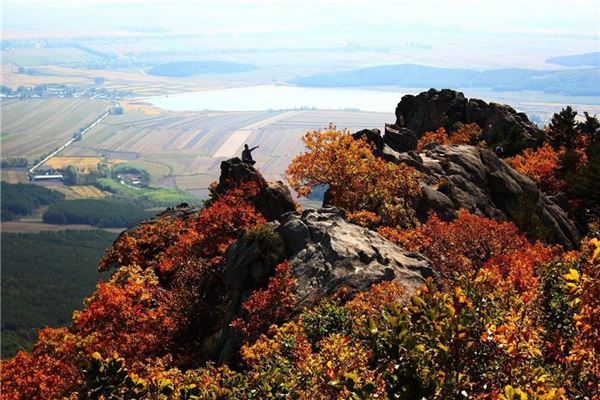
[292,63,600,96]
[147,60,258,77]
[546,52,600,67]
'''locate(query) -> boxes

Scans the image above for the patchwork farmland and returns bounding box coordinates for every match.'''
[62,105,392,198]
[0,98,112,160]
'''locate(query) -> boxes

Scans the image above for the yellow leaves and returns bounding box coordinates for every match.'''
[501,385,529,400]
[562,268,580,283]
[590,237,600,261]
[436,343,450,354]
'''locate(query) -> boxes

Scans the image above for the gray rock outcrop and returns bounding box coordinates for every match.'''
[391,88,542,151]
[276,207,436,307]
[214,207,436,364]
[213,157,296,221]
[396,144,580,249]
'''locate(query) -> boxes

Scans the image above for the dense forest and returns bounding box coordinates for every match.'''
[1,230,116,358]
[42,198,154,228]
[0,182,64,221]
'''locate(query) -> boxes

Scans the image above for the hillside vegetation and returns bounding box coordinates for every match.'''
[0,182,64,221]
[293,64,600,96]
[94,177,200,208]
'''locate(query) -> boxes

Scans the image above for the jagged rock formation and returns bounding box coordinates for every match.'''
[213,207,435,364]
[381,143,580,249]
[387,88,542,152]
[214,157,295,221]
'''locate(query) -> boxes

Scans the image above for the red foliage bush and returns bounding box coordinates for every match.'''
[231,261,296,341]
[379,209,533,278]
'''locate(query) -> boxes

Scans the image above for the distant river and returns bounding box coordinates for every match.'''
[146,85,413,113]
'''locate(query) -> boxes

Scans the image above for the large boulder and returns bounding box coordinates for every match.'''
[214,157,296,221]
[383,124,419,152]
[395,88,467,134]
[276,207,436,307]
[388,144,580,249]
[393,88,542,151]
[465,99,541,145]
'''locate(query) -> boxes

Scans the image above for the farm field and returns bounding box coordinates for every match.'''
[0,98,112,161]
[63,106,393,197]
[0,221,124,233]
[0,169,29,184]
[41,156,126,170]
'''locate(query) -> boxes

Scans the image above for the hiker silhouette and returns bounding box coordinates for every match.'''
[242,144,259,165]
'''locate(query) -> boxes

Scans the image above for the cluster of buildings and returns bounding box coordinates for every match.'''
[0,83,132,100]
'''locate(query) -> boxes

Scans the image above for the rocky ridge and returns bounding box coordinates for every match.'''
[204,162,436,363]
[355,90,579,249]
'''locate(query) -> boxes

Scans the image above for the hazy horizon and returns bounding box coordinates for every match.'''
[3,1,599,70]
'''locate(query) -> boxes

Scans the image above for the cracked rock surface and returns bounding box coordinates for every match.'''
[410,144,580,249]
[276,207,436,308]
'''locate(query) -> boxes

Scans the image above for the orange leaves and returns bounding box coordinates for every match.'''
[380,209,530,278]
[346,210,381,229]
[72,266,176,363]
[416,127,450,151]
[231,261,296,341]
[159,181,266,275]
[99,216,185,273]
[483,242,559,300]
[416,123,483,151]
[100,182,265,282]
[0,350,81,400]
[286,129,420,227]
[508,143,564,194]
[563,238,600,395]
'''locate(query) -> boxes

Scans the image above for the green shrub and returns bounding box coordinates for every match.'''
[243,224,285,267]
[301,302,352,346]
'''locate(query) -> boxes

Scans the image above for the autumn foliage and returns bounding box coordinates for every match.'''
[2,119,600,399]
[379,209,555,279]
[231,261,296,341]
[416,123,483,151]
[508,142,564,195]
[286,129,421,227]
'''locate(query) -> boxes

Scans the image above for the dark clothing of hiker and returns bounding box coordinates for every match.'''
[242,145,258,165]
[495,145,504,157]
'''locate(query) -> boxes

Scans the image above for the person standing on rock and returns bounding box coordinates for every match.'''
[242,144,259,165]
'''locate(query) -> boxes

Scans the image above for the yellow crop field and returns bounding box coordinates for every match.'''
[69,185,108,198]
[44,156,103,169]
[43,156,126,170]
